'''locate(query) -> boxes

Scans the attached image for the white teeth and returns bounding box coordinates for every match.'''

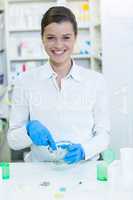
[53,50,64,55]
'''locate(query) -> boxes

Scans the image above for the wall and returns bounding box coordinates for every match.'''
[101,0,133,157]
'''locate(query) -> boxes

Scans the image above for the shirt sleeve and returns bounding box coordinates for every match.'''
[82,75,111,160]
[7,78,32,150]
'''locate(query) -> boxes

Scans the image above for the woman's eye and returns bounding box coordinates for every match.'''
[47,37,55,40]
[63,36,70,40]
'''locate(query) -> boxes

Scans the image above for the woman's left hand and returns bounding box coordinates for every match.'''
[60,143,85,164]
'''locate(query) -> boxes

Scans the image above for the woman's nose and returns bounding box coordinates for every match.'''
[54,39,63,48]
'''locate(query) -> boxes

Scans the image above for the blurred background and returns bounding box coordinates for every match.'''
[0,0,133,162]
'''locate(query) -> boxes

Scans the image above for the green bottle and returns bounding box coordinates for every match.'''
[97,149,115,181]
[0,162,10,180]
[97,161,108,181]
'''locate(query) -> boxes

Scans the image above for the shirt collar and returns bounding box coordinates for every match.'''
[67,60,81,82]
[44,59,82,82]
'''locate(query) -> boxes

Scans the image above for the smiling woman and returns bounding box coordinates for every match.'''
[7,6,110,164]
[41,6,78,82]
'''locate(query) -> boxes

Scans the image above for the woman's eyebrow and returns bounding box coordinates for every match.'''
[46,34,55,36]
[63,33,72,35]
[46,33,72,37]
[63,33,72,36]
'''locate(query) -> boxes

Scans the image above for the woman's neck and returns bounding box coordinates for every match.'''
[50,59,72,79]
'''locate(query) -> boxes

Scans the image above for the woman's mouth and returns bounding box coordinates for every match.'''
[51,50,66,56]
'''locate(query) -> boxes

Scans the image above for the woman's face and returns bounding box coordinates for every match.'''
[42,21,76,66]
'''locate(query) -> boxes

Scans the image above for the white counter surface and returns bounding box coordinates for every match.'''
[0,161,132,200]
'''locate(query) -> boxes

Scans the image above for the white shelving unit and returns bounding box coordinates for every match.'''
[0,9,6,86]
[89,0,102,72]
[0,10,4,52]
[3,0,102,86]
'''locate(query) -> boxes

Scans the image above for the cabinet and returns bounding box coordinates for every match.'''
[4,0,102,86]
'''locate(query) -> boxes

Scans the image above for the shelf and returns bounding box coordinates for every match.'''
[72,54,90,59]
[8,0,89,3]
[10,54,90,62]
[93,54,102,61]
[8,0,56,3]
[92,20,101,28]
[9,25,90,33]
[9,28,41,33]
[10,57,48,62]
[78,24,90,30]
[93,23,101,29]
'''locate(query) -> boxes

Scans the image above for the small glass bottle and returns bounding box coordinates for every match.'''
[97,161,108,181]
[1,162,10,180]
[0,165,2,180]
[97,149,116,181]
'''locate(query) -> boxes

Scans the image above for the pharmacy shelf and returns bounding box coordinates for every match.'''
[10,57,47,62]
[93,54,102,61]
[0,9,6,87]
[8,0,91,4]
[89,0,102,71]
[10,54,91,62]
[78,25,90,30]
[0,10,4,51]
[91,19,101,28]
[8,0,56,3]
[9,25,90,33]
[9,29,41,33]
[73,54,90,59]
[4,0,102,85]
[93,22,101,28]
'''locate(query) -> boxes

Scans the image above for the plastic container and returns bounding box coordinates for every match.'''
[108,160,121,189]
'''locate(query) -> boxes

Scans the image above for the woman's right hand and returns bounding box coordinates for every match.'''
[26,120,57,151]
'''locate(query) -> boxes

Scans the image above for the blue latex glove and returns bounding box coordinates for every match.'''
[26,120,57,150]
[60,143,85,164]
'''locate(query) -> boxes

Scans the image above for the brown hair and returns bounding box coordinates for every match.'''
[41,6,78,37]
